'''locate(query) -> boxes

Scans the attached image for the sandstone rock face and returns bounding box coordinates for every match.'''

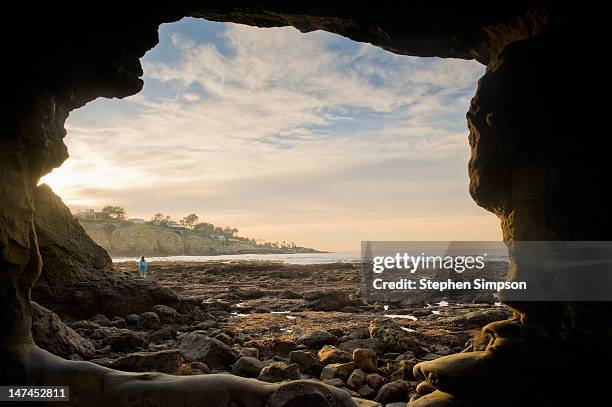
[31,302,95,358]
[80,220,259,256]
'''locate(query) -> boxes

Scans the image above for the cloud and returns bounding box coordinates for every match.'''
[41,18,497,250]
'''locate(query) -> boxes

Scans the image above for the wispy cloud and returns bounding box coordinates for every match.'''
[42,18,498,250]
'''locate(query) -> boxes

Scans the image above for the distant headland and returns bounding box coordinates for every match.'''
[74,206,323,257]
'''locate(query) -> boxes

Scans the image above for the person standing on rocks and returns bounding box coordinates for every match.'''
[138,256,148,278]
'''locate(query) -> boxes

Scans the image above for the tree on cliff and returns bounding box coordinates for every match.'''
[101,205,126,220]
[194,222,214,236]
[180,213,199,229]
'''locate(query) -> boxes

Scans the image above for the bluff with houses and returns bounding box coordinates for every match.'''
[75,207,319,257]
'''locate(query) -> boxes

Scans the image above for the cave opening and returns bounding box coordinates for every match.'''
[41,17,499,256]
[4,4,607,407]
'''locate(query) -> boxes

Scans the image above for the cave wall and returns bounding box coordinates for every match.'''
[0,0,589,347]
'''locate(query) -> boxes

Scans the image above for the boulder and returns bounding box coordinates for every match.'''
[257,362,301,383]
[296,330,338,349]
[347,368,367,390]
[366,373,388,392]
[100,330,147,352]
[214,333,233,346]
[375,380,414,405]
[179,332,237,370]
[322,378,345,388]
[289,350,323,376]
[318,345,352,364]
[148,326,177,343]
[353,348,378,373]
[239,347,259,359]
[368,319,420,354]
[357,384,376,398]
[320,362,354,381]
[231,356,264,378]
[338,339,383,354]
[303,290,351,311]
[109,349,182,374]
[31,301,95,358]
[139,312,160,330]
[153,304,178,324]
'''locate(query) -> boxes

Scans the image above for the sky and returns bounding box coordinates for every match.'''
[40,18,501,251]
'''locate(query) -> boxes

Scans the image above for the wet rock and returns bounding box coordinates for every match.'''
[126,314,140,326]
[327,328,344,338]
[279,289,301,299]
[109,317,127,329]
[231,356,264,378]
[190,361,211,374]
[375,380,413,405]
[258,338,296,358]
[443,309,510,328]
[109,349,181,374]
[201,299,231,312]
[397,359,418,380]
[196,320,219,330]
[429,344,452,356]
[139,312,160,330]
[289,350,323,376]
[100,330,147,352]
[357,384,376,398]
[368,319,420,354]
[353,348,378,373]
[233,332,253,345]
[239,347,259,359]
[31,302,95,358]
[178,332,237,370]
[148,342,177,352]
[322,378,345,387]
[321,362,355,381]
[296,330,338,349]
[347,368,367,390]
[267,380,355,407]
[366,373,388,392]
[303,290,351,311]
[257,362,301,383]
[319,345,352,364]
[420,353,443,361]
[148,326,177,343]
[153,304,178,324]
[92,314,111,326]
[352,397,382,407]
[214,332,234,346]
[338,339,384,355]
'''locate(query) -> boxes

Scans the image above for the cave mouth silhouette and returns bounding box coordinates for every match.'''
[2,3,609,407]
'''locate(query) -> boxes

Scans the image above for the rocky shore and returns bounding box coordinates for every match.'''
[33,261,510,406]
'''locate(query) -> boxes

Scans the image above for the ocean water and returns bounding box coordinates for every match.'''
[112,251,362,264]
[112,247,510,265]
